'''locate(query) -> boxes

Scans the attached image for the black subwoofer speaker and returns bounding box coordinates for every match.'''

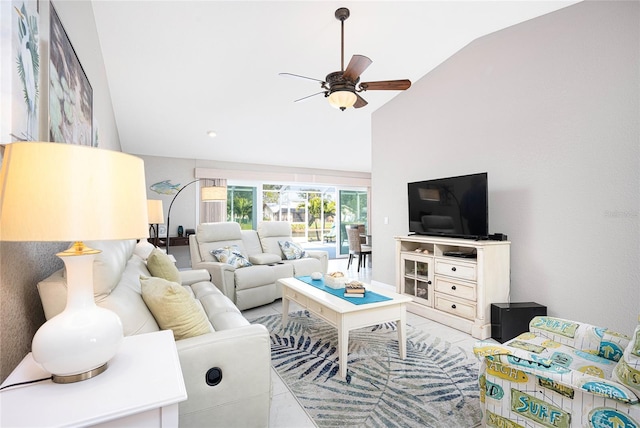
[491,302,547,343]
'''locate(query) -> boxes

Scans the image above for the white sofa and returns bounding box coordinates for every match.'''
[36,239,271,428]
[189,221,328,310]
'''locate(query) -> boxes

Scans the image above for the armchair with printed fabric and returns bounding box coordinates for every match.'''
[473,315,640,427]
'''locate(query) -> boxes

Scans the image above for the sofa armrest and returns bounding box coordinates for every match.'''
[176,324,271,427]
[306,250,328,273]
[249,253,282,265]
[192,261,236,299]
[179,269,211,285]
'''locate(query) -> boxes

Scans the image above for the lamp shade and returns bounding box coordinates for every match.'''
[0,142,149,241]
[201,185,227,201]
[328,90,357,110]
[418,188,441,201]
[147,199,164,224]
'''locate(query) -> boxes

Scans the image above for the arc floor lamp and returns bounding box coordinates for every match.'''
[166,179,226,254]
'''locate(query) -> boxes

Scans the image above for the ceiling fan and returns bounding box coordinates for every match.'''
[280,7,411,111]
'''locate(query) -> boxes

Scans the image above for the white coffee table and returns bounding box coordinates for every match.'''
[279,277,412,379]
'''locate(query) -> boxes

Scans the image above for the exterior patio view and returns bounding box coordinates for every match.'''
[226,183,369,258]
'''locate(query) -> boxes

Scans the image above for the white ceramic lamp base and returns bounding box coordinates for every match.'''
[32,247,123,383]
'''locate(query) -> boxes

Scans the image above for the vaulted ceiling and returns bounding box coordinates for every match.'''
[92,1,577,172]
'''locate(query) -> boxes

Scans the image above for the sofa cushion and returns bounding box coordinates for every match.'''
[502,331,617,378]
[211,246,253,268]
[529,316,629,362]
[198,222,242,242]
[257,221,292,256]
[84,240,137,300]
[103,254,160,336]
[197,222,247,263]
[234,265,277,290]
[283,257,321,276]
[140,276,212,340]
[133,240,155,260]
[147,247,181,283]
[278,240,306,260]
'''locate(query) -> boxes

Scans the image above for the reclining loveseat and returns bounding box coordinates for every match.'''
[189,221,328,310]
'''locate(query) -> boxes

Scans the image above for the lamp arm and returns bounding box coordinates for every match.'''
[166,179,202,255]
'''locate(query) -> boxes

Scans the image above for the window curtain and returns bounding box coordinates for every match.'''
[200,178,227,223]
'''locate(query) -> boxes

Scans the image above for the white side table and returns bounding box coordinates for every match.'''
[0,330,187,427]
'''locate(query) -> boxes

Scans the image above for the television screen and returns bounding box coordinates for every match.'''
[408,172,488,239]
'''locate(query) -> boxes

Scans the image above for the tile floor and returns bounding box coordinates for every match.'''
[240,258,485,428]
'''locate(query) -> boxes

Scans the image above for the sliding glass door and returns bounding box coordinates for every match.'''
[226,183,368,258]
[338,189,368,256]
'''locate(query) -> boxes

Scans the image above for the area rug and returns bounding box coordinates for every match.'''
[251,310,482,427]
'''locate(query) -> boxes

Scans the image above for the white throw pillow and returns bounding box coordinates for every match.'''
[211,245,253,268]
[278,240,306,260]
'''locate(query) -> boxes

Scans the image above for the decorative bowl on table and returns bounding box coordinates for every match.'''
[324,272,347,289]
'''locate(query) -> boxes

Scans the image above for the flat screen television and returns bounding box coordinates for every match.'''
[408,172,488,239]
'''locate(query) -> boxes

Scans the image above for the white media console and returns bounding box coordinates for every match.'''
[395,235,510,339]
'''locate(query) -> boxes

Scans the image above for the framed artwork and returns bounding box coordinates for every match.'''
[7,0,40,142]
[49,3,93,145]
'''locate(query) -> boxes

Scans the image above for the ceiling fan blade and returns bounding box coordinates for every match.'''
[353,93,368,109]
[343,55,372,82]
[294,91,327,103]
[279,72,325,83]
[359,79,412,91]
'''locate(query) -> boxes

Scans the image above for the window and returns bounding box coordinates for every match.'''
[227,186,256,230]
[225,181,367,254]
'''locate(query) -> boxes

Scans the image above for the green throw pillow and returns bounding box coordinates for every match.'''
[146,247,181,283]
[140,276,211,340]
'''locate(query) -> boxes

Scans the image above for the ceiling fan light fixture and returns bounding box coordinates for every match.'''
[328,90,357,111]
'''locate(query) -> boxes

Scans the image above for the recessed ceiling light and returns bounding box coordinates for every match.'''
[207,130,217,138]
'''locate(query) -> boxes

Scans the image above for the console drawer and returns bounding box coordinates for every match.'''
[284,288,308,307]
[434,294,476,320]
[308,301,337,324]
[435,259,476,281]
[435,277,476,301]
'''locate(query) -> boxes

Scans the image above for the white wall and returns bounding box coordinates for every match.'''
[372,1,639,333]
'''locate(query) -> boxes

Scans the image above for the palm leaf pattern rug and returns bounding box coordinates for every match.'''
[251,310,482,427]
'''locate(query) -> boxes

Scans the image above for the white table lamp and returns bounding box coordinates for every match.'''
[0,142,149,383]
[147,199,164,246]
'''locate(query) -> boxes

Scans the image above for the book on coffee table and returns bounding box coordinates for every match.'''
[344,281,365,297]
[344,292,365,298]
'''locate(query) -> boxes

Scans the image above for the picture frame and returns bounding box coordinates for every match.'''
[49,3,93,145]
[8,1,40,142]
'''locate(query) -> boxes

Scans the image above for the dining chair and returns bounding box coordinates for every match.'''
[346,225,372,272]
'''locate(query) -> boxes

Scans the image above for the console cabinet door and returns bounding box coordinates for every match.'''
[401,254,433,306]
